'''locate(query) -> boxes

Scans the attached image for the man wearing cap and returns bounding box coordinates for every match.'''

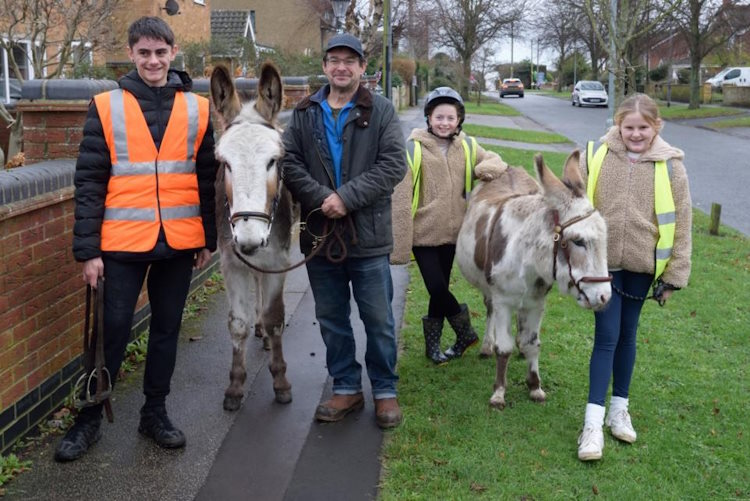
[282,33,406,429]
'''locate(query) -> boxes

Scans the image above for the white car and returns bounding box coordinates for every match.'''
[571,80,608,107]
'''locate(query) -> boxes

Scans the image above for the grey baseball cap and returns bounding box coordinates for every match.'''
[326,33,364,58]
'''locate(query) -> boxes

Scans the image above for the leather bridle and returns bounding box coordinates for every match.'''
[224,161,282,230]
[551,209,612,305]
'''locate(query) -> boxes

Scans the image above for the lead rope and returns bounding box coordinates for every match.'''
[232,210,358,274]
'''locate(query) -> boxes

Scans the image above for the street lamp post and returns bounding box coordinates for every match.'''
[330,0,348,34]
[383,0,392,99]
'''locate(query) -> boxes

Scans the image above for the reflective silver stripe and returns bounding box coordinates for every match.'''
[666,159,673,180]
[161,205,201,220]
[158,160,196,174]
[109,90,130,164]
[657,211,675,225]
[656,247,672,260]
[184,92,199,161]
[112,161,156,176]
[104,207,156,221]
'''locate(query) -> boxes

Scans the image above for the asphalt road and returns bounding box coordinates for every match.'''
[493,92,750,236]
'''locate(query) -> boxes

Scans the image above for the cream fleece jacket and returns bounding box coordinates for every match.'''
[580,126,692,288]
[390,129,507,264]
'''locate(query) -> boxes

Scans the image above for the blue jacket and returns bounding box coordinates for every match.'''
[282,84,406,257]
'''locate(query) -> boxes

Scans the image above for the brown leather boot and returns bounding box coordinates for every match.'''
[374,398,402,429]
[314,393,364,422]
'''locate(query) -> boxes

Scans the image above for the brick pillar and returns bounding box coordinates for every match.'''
[15,101,89,164]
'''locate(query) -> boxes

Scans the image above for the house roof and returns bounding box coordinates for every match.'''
[211,10,252,55]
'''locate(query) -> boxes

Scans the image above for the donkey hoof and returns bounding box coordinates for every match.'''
[262,336,271,351]
[529,389,546,403]
[489,398,506,411]
[274,389,292,404]
[223,395,243,411]
[254,324,263,338]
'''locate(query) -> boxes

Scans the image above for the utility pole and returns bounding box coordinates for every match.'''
[537,38,541,86]
[383,0,392,99]
[607,0,616,126]
[510,22,514,78]
[531,39,534,88]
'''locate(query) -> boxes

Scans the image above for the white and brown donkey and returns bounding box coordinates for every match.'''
[456,151,612,410]
[210,63,296,410]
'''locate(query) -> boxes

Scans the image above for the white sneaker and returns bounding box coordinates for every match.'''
[606,409,637,443]
[577,425,604,461]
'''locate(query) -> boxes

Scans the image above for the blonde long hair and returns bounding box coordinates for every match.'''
[614,93,663,132]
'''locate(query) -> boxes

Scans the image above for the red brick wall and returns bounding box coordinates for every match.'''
[0,197,82,411]
[16,102,88,164]
[0,185,157,454]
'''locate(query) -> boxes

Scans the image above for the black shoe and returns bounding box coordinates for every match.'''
[138,408,186,449]
[54,416,102,462]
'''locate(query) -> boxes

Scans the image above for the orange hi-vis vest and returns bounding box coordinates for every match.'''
[95,89,210,252]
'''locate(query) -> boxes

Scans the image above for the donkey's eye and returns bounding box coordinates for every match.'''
[571,239,586,248]
[266,159,276,171]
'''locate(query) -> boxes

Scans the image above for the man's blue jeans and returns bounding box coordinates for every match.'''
[588,270,653,406]
[305,255,398,399]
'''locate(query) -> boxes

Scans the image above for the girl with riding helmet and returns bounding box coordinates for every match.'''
[576,93,692,462]
[391,87,507,364]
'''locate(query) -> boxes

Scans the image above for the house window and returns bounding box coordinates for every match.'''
[194,0,205,5]
[71,42,93,66]
[0,41,34,80]
[250,11,256,33]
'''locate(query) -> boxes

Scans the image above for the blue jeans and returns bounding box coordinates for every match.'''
[588,270,653,406]
[305,255,398,399]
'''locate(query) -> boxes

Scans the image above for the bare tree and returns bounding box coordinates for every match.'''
[536,2,578,91]
[433,0,524,96]
[557,0,608,80]
[473,46,496,105]
[583,0,682,108]
[665,0,750,109]
[0,0,121,82]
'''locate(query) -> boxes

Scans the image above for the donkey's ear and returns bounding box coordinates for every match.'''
[210,65,241,130]
[561,150,586,198]
[255,61,283,123]
[535,153,566,197]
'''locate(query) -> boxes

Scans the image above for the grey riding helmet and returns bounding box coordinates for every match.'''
[423,86,465,134]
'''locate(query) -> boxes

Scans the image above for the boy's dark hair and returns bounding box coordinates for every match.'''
[128,16,175,48]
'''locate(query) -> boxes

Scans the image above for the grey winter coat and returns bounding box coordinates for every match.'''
[282,84,406,257]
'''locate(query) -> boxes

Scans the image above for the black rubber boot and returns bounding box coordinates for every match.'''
[444,304,479,359]
[422,316,449,365]
[138,407,186,449]
[54,413,103,462]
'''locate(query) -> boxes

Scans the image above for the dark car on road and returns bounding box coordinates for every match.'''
[499,78,524,98]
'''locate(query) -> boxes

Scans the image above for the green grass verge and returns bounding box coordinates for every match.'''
[658,104,745,120]
[463,124,572,144]
[380,212,750,500]
[464,101,521,117]
[481,144,573,175]
[707,116,750,129]
[531,89,571,99]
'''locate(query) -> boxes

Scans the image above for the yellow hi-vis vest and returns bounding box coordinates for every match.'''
[586,141,675,281]
[406,136,477,217]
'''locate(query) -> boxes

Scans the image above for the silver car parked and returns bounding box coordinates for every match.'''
[571,80,608,107]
